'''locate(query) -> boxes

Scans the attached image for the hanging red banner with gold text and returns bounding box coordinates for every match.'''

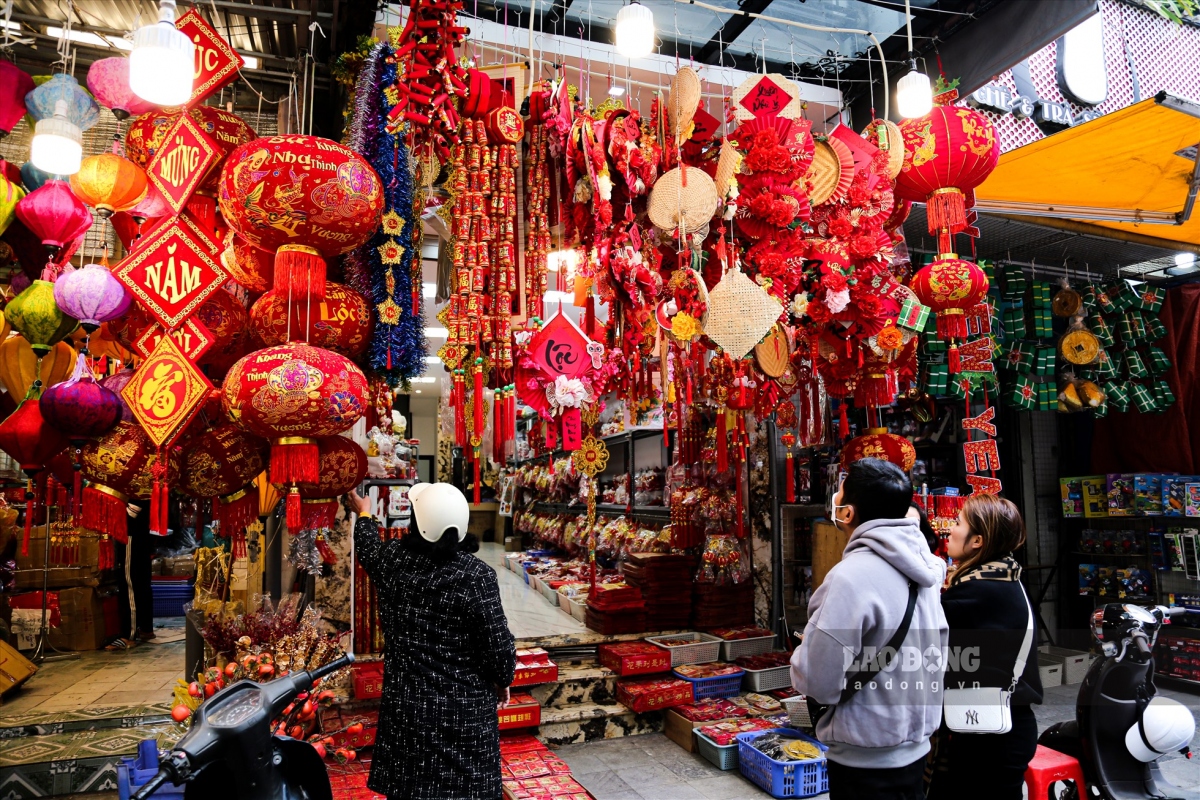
[175,8,244,107]
[114,215,228,330]
[121,334,213,447]
[145,113,219,215]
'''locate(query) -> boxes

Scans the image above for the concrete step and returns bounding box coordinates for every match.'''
[528,664,617,709]
[538,701,664,747]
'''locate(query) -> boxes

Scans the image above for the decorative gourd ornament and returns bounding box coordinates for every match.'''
[5,280,78,355]
[218,135,384,300]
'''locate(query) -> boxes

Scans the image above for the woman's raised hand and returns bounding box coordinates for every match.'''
[346,490,372,516]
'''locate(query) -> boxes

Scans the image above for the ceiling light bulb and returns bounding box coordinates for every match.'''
[615,2,655,59]
[31,99,82,176]
[897,68,933,119]
[608,85,626,98]
[130,0,194,106]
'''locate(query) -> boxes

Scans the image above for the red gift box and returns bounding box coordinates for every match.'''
[352,660,385,700]
[598,642,671,677]
[616,677,694,713]
[498,693,541,731]
[512,648,558,687]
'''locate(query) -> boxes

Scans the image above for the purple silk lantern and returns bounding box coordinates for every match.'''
[0,62,34,137]
[40,353,123,515]
[99,368,135,423]
[54,263,131,333]
[86,58,156,122]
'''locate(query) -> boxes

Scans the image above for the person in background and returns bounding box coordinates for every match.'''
[349,482,515,800]
[926,494,1042,800]
[106,500,154,650]
[791,458,949,800]
[907,501,940,556]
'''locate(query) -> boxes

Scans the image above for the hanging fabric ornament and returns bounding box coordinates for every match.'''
[19,162,57,194]
[80,421,175,545]
[14,180,92,255]
[841,428,917,472]
[0,167,26,237]
[178,423,267,556]
[25,74,100,132]
[5,280,78,355]
[220,232,275,293]
[99,369,135,422]
[273,435,366,535]
[0,337,74,399]
[69,146,149,217]
[0,62,34,137]
[908,254,989,371]
[86,57,157,121]
[53,261,131,333]
[0,394,70,553]
[218,135,384,300]
[249,282,373,357]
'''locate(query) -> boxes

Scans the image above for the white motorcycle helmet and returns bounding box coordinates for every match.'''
[1126,696,1196,762]
[407,482,469,543]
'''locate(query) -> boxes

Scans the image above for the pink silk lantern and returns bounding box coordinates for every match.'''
[86,57,156,121]
[54,263,132,332]
[15,180,92,252]
[0,62,34,137]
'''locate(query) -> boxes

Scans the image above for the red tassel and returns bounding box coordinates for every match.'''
[300,499,338,531]
[286,487,302,532]
[926,188,967,235]
[98,535,114,571]
[839,404,850,440]
[270,439,319,484]
[473,361,483,441]
[785,452,796,503]
[273,244,327,299]
[150,460,166,535]
[585,294,595,339]
[82,485,129,543]
[717,411,728,473]
[22,481,32,557]
[473,455,481,505]
[937,309,969,341]
[948,342,962,373]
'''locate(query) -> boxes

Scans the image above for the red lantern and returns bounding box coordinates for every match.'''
[222,343,368,503]
[895,106,998,249]
[80,421,177,543]
[0,62,34,137]
[14,180,92,253]
[125,105,255,189]
[221,231,274,293]
[908,255,989,370]
[274,435,366,532]
[218,135,384,299]
[178,422,267,554]
[249,282,373,358]
[841,428,916,473]
[0,397,70,552]
[195,287,249,367]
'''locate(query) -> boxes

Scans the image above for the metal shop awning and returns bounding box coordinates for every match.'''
[974,92,1200,250]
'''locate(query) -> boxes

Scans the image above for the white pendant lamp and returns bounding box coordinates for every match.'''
[130,0,194,106]
[895,0,932,119]
[616,2,655,59]
[31,99,82,176]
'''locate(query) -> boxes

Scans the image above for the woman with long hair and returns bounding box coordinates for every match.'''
[349,483,515,800]
[926,494,1043,800]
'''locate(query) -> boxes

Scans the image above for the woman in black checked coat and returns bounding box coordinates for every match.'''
[350,485,516,800]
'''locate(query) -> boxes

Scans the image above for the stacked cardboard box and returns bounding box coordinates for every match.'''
[622,553,695,630]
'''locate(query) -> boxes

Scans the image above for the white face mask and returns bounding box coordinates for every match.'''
[830,503,852,531]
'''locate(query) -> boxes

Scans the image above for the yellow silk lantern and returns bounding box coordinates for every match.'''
[0,172,26,236]
[5,280,78,355]
[89,321,132,363]
[0,309,11,343]
[0,337,74,398]
[68,152,148,218]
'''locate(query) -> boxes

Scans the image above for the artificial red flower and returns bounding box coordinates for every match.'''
[823,271,849,293]
[828,217,853,238]
[848,234,879,259]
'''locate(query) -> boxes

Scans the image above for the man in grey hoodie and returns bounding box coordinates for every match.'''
[791,458,949,800]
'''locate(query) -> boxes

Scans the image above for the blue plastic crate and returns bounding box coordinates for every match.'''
[672,668,744,700]
[151,583,194,618]
[118,740,185,799]
[736,728,828,799]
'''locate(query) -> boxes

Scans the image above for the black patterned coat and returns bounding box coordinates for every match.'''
[355,517,516,799]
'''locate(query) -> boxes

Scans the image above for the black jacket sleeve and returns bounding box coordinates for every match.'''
[467,564,517,688]
[354,516,396,580]
[942,580,1043,705]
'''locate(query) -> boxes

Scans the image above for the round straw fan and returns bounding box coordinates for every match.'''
[732,73,804,122]
[715,140,743,199]
[648,166,718,235]
[861,118,904,180]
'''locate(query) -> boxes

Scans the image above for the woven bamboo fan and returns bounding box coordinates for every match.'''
[715,140,743,199]
[1061,328,1101,365]
[668,67,701,141]
[648,166,718,235]
[731,73,804,122]
[805,136,855,207]
[861,118,904,179]
[705,268,784,359]
[755,324,790,378]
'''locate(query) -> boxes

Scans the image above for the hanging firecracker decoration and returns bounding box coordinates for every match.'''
[218,135,384,301]
[909,254,990,371]
[388,0,470,161]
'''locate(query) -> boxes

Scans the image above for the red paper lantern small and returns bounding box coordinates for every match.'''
[909,254,990,367]
[249,282,373,358]
[841,428,916,473]
[275,435,366,532]
[80,421,177,543]
[223,343,368,495]
[0,396,70,552]
[179,422,267,553]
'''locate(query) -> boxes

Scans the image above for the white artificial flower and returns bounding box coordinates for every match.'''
[826,288,851,314]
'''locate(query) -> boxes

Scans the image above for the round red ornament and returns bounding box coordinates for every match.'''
[249,282,372,358]
[841,428,916,472]
[273,435,366,532]
[908,254,989,349]
[195,287,249,367]
[221,231,275,293]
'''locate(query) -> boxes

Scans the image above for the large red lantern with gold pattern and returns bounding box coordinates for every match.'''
[195,287,248,367]
[223,343,368,512]
[909,255,989,369]
[841,429,916,473]
[895,105,998,245]
[218,135,384,300]
[249,282,372,358]
[273,435,366,532]
[80,421,177,543]
[221,231,274,293]
[179,422,267,552]
[125,106,255,189]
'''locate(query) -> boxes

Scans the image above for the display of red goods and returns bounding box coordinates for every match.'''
[498,693,541,730]
[351,660,384,700]
[709,625,775,640]
[598,641,672,676]
[222,343,368,488]
[249,282,372,358]
[221,232,274,293]
[501,749,572,781]
[124,106,256,189]
[512,648,558,687]
[177,423,266,498]
[503,775,590,800]
[674,698,754,722]
[616,677,694,713]
[218,135,384,298]
[80,421,177,543]
[674,663,744,679]
[840,427,917,472]
[735,651,793,670]
[698,718,778,746]
[319,708,378,749]
[895,105,998,238]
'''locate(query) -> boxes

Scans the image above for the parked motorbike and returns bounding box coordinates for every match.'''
[1038,603,1197,800]
[132,653,354,800]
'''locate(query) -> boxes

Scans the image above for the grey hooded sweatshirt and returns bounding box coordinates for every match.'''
[791,517,949,769]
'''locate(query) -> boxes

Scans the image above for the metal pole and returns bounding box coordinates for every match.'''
[31,488,78,664]
[766,418,786,646]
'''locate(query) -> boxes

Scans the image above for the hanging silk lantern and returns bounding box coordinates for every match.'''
[80,420,176,543]
[39,352,123,514]
[110,209,167,251]
[69,149,148,217]
[5,280,78,355]
[909,254,990,371]
[86,57,156,121]
[25,74,100,132]
[274,435,366,533]
[250,282,373,358]
[125,106,255,188]
[218,136,384,300]
[0,170,25,237]
[222,343,368,521]
[0,338,74,399]
[91,322,133,363]
[0,62,34,137]
[54,263,132,332]
[14,180,92,253]
[220,231,274,293]
[99,369,135,422]
[895,105,998,248]
[195,287,249,367]
[20,162,57,194]
[0,396,69,552]
[841,428,916,473]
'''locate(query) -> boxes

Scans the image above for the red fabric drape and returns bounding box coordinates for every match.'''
[1091,285,1200,473]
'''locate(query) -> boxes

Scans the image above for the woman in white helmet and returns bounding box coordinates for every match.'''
[348,483,516,800]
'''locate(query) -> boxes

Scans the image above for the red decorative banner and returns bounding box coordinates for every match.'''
[690,107,719,142]
[740,76,788,117]
[146,113,219,215]
[530,312,593,380]
[133,317,214,362]
[121,334,213,447]
[960,406,997,437]
[176,7,244,107]
[957,336,996,373]
[963,438,1001,473]
[114,218,228,330]
[966,475,1003,495]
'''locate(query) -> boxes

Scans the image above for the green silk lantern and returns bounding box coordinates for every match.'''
[5,279,78,355]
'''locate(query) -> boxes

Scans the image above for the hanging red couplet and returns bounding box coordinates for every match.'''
[740,76,789,117]
[529,311,593,381]
[133,317,214,362]
[561,408,582,451]
[175,7,244,107]
[114,216,228,330]
[146,113,219,215]
[121,334,213,447]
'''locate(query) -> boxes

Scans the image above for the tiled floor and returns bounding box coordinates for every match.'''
[480,542,590,640]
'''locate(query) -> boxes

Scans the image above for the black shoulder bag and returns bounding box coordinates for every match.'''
[805,580,919,727]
